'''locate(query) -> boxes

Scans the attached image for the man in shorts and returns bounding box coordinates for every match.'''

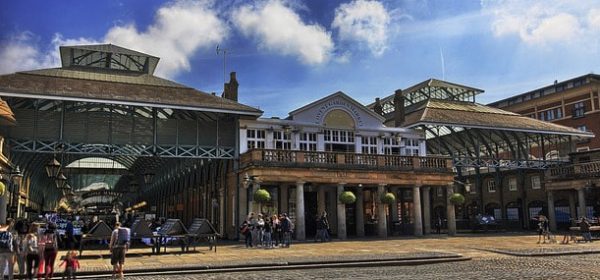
[109,222,130,279]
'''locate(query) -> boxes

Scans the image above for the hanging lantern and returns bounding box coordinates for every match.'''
[45,158,61,178]
[143,173,154,184]
[55,172,68,189]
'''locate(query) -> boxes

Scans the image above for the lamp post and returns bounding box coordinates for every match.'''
[1,165,23,222]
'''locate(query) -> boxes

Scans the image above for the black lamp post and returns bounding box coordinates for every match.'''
[2,165,23,218]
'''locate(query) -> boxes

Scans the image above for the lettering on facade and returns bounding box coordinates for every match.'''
[314,98,364,126]
[336,171,348,178]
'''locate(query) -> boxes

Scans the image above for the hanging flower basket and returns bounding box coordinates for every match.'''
[339,191,356,204]
[449,193,465,205]
[254,189,271,203]
[380,192,396,204]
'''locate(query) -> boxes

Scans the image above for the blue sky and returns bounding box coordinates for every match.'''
[1,0,600,117]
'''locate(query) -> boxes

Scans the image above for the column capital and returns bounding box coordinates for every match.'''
[378,183,387,187]
[337,182,347,186]
[296,181,306,186]
[422,186,431,191]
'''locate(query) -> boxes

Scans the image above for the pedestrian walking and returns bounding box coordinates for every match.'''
[321,212,330,242]
[109,222,130,279]
[41,222,59,280]
[59,251,80,280]
[0,218,15,280]
[25,224,40,280]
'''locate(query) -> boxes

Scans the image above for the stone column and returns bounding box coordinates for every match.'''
[446,184,456,236]
[355,186,365,237]
[0,191,7,224]
[377,184,388,238]
[250,182,260,214]
[547,190,557,232]
[390,187,399,223]
[569,191,577,225]
[318,185,326,215]
[239,182,248,226]
[577,187,586,218]
[422,186,431,235]
[296,181,306,240]
[413,185,423,236]
[280,185,289,214]
[337,183,347,240]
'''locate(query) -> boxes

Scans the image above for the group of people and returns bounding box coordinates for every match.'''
[240,212,294,248]
[536,213,597,244]
[0,218,78,280]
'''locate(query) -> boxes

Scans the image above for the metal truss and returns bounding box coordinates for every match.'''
[453,157,565,169]
[8,139,235,159]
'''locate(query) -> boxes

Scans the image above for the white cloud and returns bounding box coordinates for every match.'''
[105,0,227,78]
[332,0,390,56]
[0,0,227,78]
[483,0,600,46]
[232,0,333,65]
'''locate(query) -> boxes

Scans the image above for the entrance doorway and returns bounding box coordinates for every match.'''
[304,192,318,238]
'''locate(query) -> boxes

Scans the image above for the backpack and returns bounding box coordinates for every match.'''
[0,231,13,252]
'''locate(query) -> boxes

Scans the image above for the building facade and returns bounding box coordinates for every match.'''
[229,91,455,240]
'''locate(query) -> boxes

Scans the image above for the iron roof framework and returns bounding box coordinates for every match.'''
[1,97,239,211]
[370,79,587,171]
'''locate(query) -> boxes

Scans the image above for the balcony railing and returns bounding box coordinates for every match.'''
[547,160,600,179]
[241,149,453,171]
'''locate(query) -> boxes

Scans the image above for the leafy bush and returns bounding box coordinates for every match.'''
[381,192,396,204]
[254,189,271,203]
[339,191,356,204]
[449,193,465,205]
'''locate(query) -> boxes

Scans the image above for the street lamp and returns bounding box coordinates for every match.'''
[242,173,259,188]
[45,157,61,178]
[1,165,23,218]
[55,172,68,189]
[143,173,154,184]
[454,179,471,193]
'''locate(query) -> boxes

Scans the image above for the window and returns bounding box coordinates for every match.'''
[436,187,444,197]
[323,130,354,143]
[539,112,545,121]
[487,180,496,193]
[546,109,554,120]
[361,136,378,154]
[382,137,401,155]
[299,133,317,151]
[508,177,517,191]
[531,176,541,189]
[402,138,420,156]
[273,131,292,150]
[573,102,585,118]
[246,129,266,149]
[577,125,588,132]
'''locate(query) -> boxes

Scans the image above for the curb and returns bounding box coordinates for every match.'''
[42,254,470,279]
[478,248,600,257]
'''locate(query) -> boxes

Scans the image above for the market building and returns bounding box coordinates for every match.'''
[489,74,600,230]
[370,79,593,232]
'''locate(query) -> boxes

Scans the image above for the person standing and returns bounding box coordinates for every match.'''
[272,215,281,247]
[58,251,80,280]
[25,224,40,280]
[109,222,130,279]
[580,217,592,243]
[240,219,252,248]
[281,213,293,248]
[536,214,549,244]
[41,223,59,280]
[321,212,330,242]
[0,218,15,280]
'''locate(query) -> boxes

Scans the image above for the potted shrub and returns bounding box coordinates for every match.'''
[449,193,465,205]
[339,191,356,204]
[380,192,396,204]
[254,189,271,203]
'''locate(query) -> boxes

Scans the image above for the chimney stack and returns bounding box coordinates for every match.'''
[393,89,405,127]
[373,98,383,116]
[222,71,239,101]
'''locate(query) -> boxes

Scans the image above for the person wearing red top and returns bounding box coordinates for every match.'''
[59,251,80,280]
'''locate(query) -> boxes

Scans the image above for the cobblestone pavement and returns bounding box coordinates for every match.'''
[122,254,600,280]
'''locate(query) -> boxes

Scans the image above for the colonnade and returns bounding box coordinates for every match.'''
[244,182,457,240]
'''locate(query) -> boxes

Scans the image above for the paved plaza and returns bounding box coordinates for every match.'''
[36,233,600,279]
